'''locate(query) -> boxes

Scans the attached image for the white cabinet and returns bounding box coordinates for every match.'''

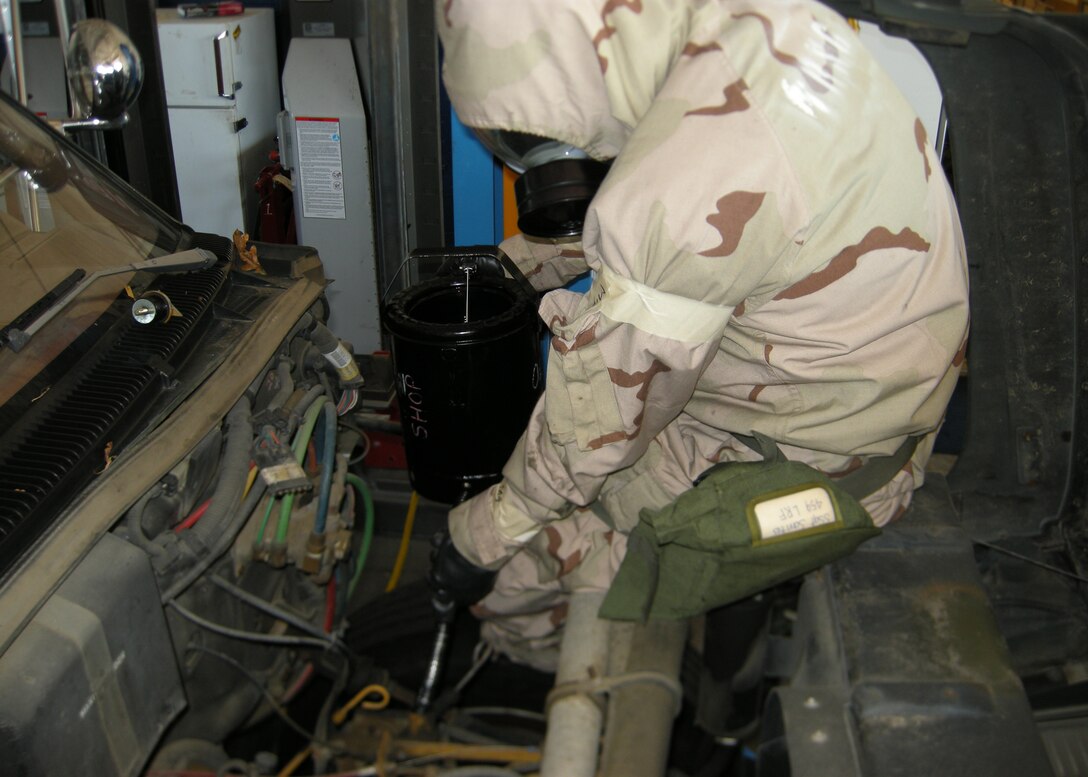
[157,8,280,237]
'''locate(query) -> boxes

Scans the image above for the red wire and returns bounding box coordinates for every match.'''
[283,662,315,704]
[173,499,212,533]
[306,439,318,474]
[324,577,337,633]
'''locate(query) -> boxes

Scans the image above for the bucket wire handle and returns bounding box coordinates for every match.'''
[382,246,539,306]
[464,266,472,323]
[494,248,539,303]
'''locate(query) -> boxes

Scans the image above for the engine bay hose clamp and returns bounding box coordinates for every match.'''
[544,670,684,718]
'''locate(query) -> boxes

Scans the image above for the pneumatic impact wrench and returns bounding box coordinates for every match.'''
[416,530,496,713]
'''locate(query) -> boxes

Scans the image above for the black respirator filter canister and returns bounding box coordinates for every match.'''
[514,158,611,239]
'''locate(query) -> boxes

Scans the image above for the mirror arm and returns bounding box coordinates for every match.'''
[58,113,131,133]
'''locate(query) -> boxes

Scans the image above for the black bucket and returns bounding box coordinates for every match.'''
[383,249,542,505]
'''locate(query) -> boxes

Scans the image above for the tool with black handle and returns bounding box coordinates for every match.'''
[416,530,497,712]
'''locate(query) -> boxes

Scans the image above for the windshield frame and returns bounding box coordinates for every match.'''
[0,90,188,265]
[0,91,191,404]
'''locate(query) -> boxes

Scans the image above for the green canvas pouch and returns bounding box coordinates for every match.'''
[599,459,881,620]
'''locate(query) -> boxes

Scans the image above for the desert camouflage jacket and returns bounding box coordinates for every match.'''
[440,0,970,569]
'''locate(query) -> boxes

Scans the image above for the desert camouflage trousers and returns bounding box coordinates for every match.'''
[470,443,923,673]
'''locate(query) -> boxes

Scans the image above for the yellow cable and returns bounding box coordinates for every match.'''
[276,745,312,777]
[242,464,259,499]
[384,491,418,592]
[331,683,391,726]
[393,740,541,764]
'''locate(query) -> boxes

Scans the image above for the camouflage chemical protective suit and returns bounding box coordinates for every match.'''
[439,0,970,671]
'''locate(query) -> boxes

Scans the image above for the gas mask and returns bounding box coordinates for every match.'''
[474,129,609,239]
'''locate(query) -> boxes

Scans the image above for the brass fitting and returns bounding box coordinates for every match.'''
[300,532,325,574]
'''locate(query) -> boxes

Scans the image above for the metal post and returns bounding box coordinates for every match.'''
[1,0,27,104]
[0,0,42,232]
[53,0,86,115]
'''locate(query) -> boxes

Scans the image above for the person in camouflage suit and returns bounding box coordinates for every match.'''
[434,0,969,671]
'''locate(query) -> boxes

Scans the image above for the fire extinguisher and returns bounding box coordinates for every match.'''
[254,150,296,244]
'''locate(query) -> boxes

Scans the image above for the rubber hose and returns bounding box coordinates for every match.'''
[161,479,268,603]
[185,398,253,556]
[123,483,164,551]
[314,400,337,535]
[340,416,403,435]
[307,319,340,353]
[344,473,375,600]
[267,357,295,410]
[289,384,326,433]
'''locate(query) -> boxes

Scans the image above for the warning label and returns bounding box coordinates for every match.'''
[295,117,345,220]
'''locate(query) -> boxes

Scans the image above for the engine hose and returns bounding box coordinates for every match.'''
[314,400,337,535]
[344,473,375,600]
[307,319,339,353]
[308,319,361,386]
[185,398,253,557]
[292,395,326,464]
[160,479,269,603]
[208,574,341,646]
[123,483,164,551]
[339,416,402,435]
[267,357,295,410]
[287,384,326,435]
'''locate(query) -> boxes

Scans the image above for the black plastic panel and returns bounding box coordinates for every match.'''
[0,254,230,576]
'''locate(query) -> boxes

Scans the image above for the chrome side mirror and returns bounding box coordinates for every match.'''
[63,19,143,130]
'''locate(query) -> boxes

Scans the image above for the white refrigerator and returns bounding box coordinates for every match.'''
[157,8,280,238]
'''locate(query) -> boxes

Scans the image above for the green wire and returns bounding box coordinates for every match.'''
[275,493,295,545]
[293,396,328,461]
[345,473,375,601]
[274,396,330,545]
[254,494,277,546]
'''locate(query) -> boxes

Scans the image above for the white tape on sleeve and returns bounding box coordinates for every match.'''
[597,266,732,342]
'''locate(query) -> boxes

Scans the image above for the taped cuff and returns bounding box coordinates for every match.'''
[449,483,542,569]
